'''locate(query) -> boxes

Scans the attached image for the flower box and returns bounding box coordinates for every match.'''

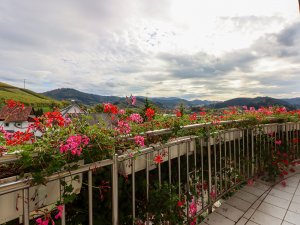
[262,123,278,134]
[0,160,84,224]
[118,152,157,176]
[163,137,196,160]
[205,129,243,145]
[118,137,196,175]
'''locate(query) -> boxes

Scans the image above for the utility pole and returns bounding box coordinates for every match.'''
[24,79,26,89]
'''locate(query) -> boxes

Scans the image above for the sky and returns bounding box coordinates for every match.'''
[0,0,299,101]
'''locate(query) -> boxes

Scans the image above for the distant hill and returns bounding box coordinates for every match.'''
[42,88,150,108]
[209,97,296,110]
[43,88,119,105]
[147,97,190,109]
[42,88,215,109]
[0,82,60,106]
[148,97,217,108]
[282,98,300,109]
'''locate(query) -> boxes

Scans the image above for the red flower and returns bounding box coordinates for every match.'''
[189,113,197,121]
[282,160,289,166]
[281,181,287,187]
[199,111,206,116]
[6,130,34,146]
[153,154,163,164]
[177,200,185,207]
[175,109,182,117]
[290,168,296,173]
[103,103,118,114]
[44,112,65,127]
[275,140,282,145]
[5,99,24,109]
[145,108,155,121]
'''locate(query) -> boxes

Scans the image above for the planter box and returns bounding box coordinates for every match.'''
[118,152,157,176]
[0,160,84,224]
[205,129,243,146]
[262,124,278,134]
[118,138,196,175]
[163,138,196,160]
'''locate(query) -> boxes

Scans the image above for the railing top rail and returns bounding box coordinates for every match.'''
[143,119,246,136]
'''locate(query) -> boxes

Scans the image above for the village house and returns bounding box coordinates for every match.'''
[0,105,35,133]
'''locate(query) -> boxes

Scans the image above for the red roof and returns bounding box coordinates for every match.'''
[0,106,33,122]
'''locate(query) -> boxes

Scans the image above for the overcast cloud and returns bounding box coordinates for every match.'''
[0,0,299,100]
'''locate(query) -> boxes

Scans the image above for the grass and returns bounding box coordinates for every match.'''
[0,82,61,107]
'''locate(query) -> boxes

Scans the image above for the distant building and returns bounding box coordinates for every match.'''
[0,106,35,133]
[60,101,86,117]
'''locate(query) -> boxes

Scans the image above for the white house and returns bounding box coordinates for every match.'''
[0,106,35,133]
[0,106,43,137]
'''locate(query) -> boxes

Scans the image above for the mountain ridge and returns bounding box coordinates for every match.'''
[41,88,300,110]
[42,88,216,108]
[209,97,297,110]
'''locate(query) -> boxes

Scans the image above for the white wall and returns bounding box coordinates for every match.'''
[0,121,42,137]
[0,121,29,132]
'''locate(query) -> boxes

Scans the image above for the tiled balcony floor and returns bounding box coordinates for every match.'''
[201,168,300,225]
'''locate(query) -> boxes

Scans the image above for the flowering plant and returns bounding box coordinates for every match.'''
[1,99,300,224]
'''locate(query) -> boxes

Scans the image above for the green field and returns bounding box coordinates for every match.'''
[0,82,61,107]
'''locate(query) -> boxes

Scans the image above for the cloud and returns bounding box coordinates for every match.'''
[0,0,299,100]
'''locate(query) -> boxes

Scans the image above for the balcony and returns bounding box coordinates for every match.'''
[1,104,300,225]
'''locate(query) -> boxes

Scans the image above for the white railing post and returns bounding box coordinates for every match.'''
[112,154,119,225]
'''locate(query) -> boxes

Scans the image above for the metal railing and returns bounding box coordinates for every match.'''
[1,121,300,224]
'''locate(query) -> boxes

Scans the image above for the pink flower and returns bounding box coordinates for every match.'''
[129,113,143,123]
[242,106,248,110]
[247,178,254,186]
[131,96,136,105]
[55,205,64,220]
[115,120,131,134]
[60,135,89,156]
[189,198,197,217]
[210,189,216,200]
[281,181,286,187]
[36,217,50,225]
[118,109,126,115]
[134,135,145,146]
[275,140,282,145]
